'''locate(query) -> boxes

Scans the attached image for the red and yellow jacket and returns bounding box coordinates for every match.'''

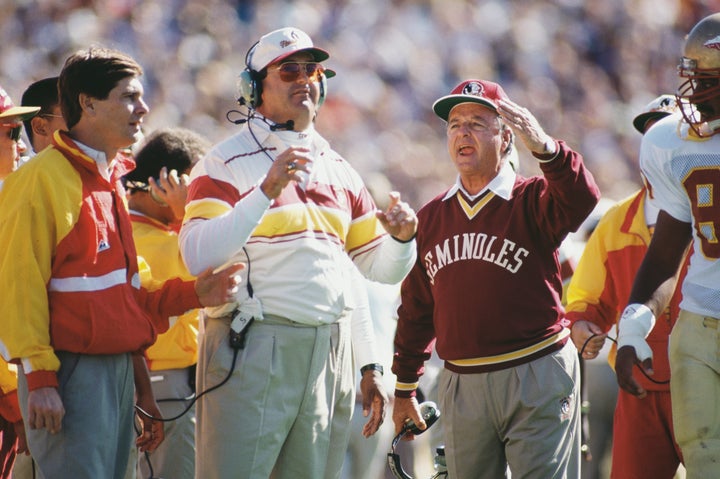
[566,188,685,391]
[0,131,200,391]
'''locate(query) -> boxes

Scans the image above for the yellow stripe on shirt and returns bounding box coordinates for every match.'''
[446,329,570,367]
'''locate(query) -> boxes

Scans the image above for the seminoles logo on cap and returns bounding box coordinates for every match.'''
[280,30,300,49]
[462,81,485,97]
[704,35,720,51]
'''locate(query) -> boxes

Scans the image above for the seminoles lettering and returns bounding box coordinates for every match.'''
[423,232,529,284]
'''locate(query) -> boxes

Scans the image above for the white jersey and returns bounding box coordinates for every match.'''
[639,114,720,316]
[180,116,415,325]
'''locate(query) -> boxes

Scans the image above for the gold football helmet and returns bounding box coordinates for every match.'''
[677,13,720,137]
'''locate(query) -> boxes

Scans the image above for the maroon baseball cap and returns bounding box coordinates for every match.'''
[0,85,40,124]
[432,79,509,121]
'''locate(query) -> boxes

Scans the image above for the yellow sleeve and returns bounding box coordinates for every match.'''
[0,359,17,395]
[0,153,79,375]
[565,218,612,320]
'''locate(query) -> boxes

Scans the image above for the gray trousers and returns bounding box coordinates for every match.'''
[439,340,581,479]
[195,312,355,479]
[137,367,195,479]
[18,352,135,479]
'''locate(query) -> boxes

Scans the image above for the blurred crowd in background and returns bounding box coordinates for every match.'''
[1,0,719,207]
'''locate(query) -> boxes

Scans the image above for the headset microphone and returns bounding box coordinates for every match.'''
[270,120,294,131]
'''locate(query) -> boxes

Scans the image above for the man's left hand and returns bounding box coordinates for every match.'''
[376,191,417,242]
[359,369,388,437]
[195,263,245,307]
[134,395,164,453]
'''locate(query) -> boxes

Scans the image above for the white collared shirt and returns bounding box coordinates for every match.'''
[75,142,114,181]
[442,160,516,202]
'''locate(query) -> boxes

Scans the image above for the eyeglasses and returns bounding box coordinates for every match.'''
[271,62,325,82]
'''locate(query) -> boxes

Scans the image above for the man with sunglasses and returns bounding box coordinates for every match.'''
[0,84,39,479]
[0,85,37,188]
[180,27,418,479]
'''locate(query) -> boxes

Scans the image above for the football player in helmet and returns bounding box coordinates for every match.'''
[616,13,720,479]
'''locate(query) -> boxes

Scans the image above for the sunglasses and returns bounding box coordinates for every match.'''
[271,62,325,82]
[4,125,22,142]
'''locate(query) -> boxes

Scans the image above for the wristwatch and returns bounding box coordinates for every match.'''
[360,363,384,376]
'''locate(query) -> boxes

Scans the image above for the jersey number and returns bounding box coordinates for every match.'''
[684,168,720,258]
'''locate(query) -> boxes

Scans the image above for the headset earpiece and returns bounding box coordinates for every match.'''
[318,72,328,109]
[236,69,262,109]
[237,40,263,109]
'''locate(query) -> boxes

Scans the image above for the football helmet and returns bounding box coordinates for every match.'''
[677,13,720,137]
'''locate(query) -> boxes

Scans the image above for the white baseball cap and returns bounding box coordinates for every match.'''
[247,27,329,73]
[632,94,677,134]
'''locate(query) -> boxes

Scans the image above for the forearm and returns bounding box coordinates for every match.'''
[132,352,153,401]
[354,236,416,285]
[180,187,270,275]
[349,280,379,371]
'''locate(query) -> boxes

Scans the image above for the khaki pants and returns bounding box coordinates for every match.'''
[137,367,195,479]
[669,310,720,479]
[439,340,580,479]
[195,313,354,479]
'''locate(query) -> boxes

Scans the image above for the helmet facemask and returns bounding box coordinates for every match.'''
[677,57,720,137]
[676,13,720,137]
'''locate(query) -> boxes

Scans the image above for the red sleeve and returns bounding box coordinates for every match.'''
[392,252,436,398]
[0,390,22,423]
[535,141,601,245]
[136,278,201,335]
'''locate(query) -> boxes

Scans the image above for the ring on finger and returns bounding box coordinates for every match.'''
[287,161,297,172]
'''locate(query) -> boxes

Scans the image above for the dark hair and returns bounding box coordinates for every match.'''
[123,127,211,188]
[59,46,143,129]
[21,77,60,147]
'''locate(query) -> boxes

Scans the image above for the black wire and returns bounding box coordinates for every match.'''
[580,333,669,385]
[134,347,240,422]
[246,116,277,164]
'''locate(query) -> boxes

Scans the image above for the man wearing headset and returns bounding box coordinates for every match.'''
[179,27,418,479]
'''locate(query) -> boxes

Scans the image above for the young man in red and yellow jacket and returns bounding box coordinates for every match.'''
[0,47,239,479]
[566,95,685,479]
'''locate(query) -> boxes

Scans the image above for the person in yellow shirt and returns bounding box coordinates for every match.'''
[123,126,211,479]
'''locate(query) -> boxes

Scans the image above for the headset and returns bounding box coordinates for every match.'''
[236,41,329,110]
[387,401,447,479]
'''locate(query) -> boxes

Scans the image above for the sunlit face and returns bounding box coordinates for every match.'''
[257,52,321,131]
[446,102,510,177]
[86,76,148,153]
[0,122,26,179]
